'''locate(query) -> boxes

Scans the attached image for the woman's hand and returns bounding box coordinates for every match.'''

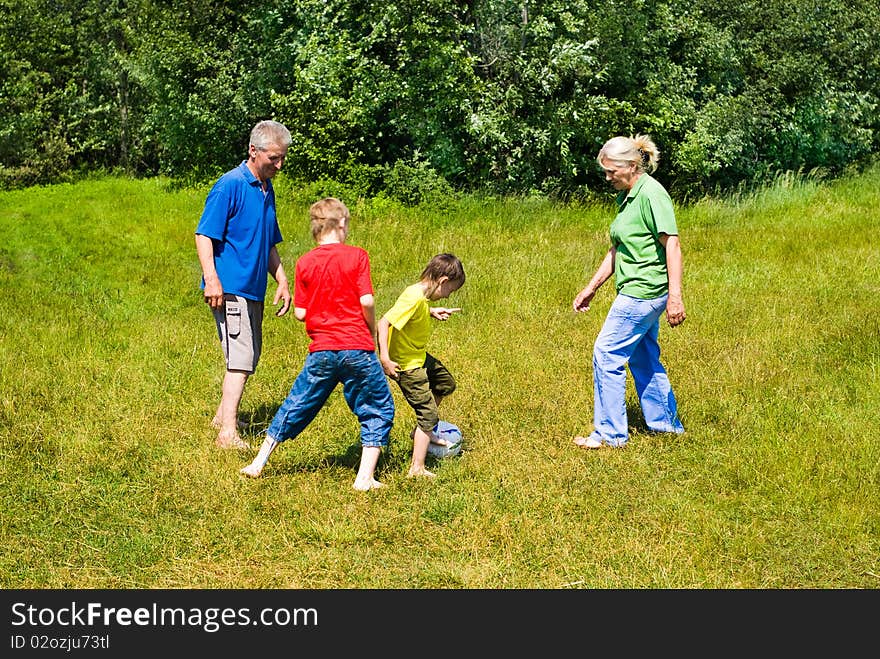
[573,287,595,312]
[666,295,686,327]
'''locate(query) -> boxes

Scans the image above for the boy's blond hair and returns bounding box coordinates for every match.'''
[309,197,350,241]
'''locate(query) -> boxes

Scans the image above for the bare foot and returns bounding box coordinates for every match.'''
[407,467,436,478]
[211,418,248,430]
[216,431,251,449]
[352,478,386,491]
[239,463,263,478]
[414,425,453,448]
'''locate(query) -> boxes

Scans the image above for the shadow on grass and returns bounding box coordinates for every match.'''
[237,402,400,475]
[234,401,457,476]
[626,402,687,437]
[265,443,365,475]
[238,403,279,437]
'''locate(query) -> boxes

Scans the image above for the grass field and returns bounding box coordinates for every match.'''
[0,168,878,588]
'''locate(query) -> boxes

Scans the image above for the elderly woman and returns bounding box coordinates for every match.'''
[573,134,686,449]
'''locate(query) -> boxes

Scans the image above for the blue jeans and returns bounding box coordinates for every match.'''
[589,294,684,447]
[267,350,395,448]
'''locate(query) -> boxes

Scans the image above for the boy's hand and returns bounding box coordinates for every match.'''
[380,358,400,379]
[430,307,461,321]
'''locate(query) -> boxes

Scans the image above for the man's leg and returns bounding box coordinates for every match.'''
[212,295,261,448]
[216,370,250,448]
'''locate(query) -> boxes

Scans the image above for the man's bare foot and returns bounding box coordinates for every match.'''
[211,418,247,430]
[216,431,250,449]
[352,478,386,491]
[239,463,263,478]
[407,467,436,478]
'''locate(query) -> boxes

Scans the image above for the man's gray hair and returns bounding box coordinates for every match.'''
[250,120,291,151]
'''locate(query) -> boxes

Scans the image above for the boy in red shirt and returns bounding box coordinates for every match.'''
[240,198,395,491]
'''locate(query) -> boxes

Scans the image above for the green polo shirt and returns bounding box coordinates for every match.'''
[610,173,678,299]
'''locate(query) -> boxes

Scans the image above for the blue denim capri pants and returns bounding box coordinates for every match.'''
[267,350,395,448]
[588,293,685,447]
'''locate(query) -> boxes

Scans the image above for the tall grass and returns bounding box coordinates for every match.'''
[0,170,878,588]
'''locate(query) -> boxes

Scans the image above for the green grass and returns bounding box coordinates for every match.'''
[1,170,878,588]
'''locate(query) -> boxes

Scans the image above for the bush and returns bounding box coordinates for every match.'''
[380,158,456,207]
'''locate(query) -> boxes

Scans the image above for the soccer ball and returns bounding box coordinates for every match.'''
[427,420,463,458]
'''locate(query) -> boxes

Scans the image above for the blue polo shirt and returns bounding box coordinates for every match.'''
[195,161,283,301]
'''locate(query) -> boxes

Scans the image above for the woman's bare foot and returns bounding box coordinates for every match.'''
[352,478,386,491]
[407,467,436,478]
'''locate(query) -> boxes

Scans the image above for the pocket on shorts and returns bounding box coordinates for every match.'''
[226,301,242,337]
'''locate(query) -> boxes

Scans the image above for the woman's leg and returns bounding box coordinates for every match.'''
[629,315,684,434]
[589,295,666,446]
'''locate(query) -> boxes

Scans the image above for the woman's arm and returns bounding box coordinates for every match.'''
[660,234,685,326]
[573,247,615,312]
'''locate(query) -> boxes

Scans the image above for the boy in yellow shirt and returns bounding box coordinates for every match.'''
[377,254,465,478]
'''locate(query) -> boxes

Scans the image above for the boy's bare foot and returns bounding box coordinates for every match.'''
[414,426,453,448]
[407,467,436,478]
[216,431,250,449]
[239,463,263,478]
[352,478,386,491]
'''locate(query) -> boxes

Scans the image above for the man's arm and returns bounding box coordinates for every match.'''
[268,245,291,317]
[195,234,224,309]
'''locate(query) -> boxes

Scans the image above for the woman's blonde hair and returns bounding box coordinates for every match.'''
[309,197,350,240]
[597,134,660,174]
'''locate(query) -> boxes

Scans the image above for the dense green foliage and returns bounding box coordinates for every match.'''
[1,0,878,197]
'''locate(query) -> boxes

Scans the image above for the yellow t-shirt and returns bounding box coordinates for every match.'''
[383,283,431,371]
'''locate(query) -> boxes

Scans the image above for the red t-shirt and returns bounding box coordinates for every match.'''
[294,243,376,352]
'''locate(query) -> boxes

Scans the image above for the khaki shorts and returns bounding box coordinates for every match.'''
[396,353,456,433]
[212,294,263,373]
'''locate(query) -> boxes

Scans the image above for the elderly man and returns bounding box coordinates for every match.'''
[195,120,292,448]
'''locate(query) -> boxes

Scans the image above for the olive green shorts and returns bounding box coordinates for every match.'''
[395,353,457,433]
